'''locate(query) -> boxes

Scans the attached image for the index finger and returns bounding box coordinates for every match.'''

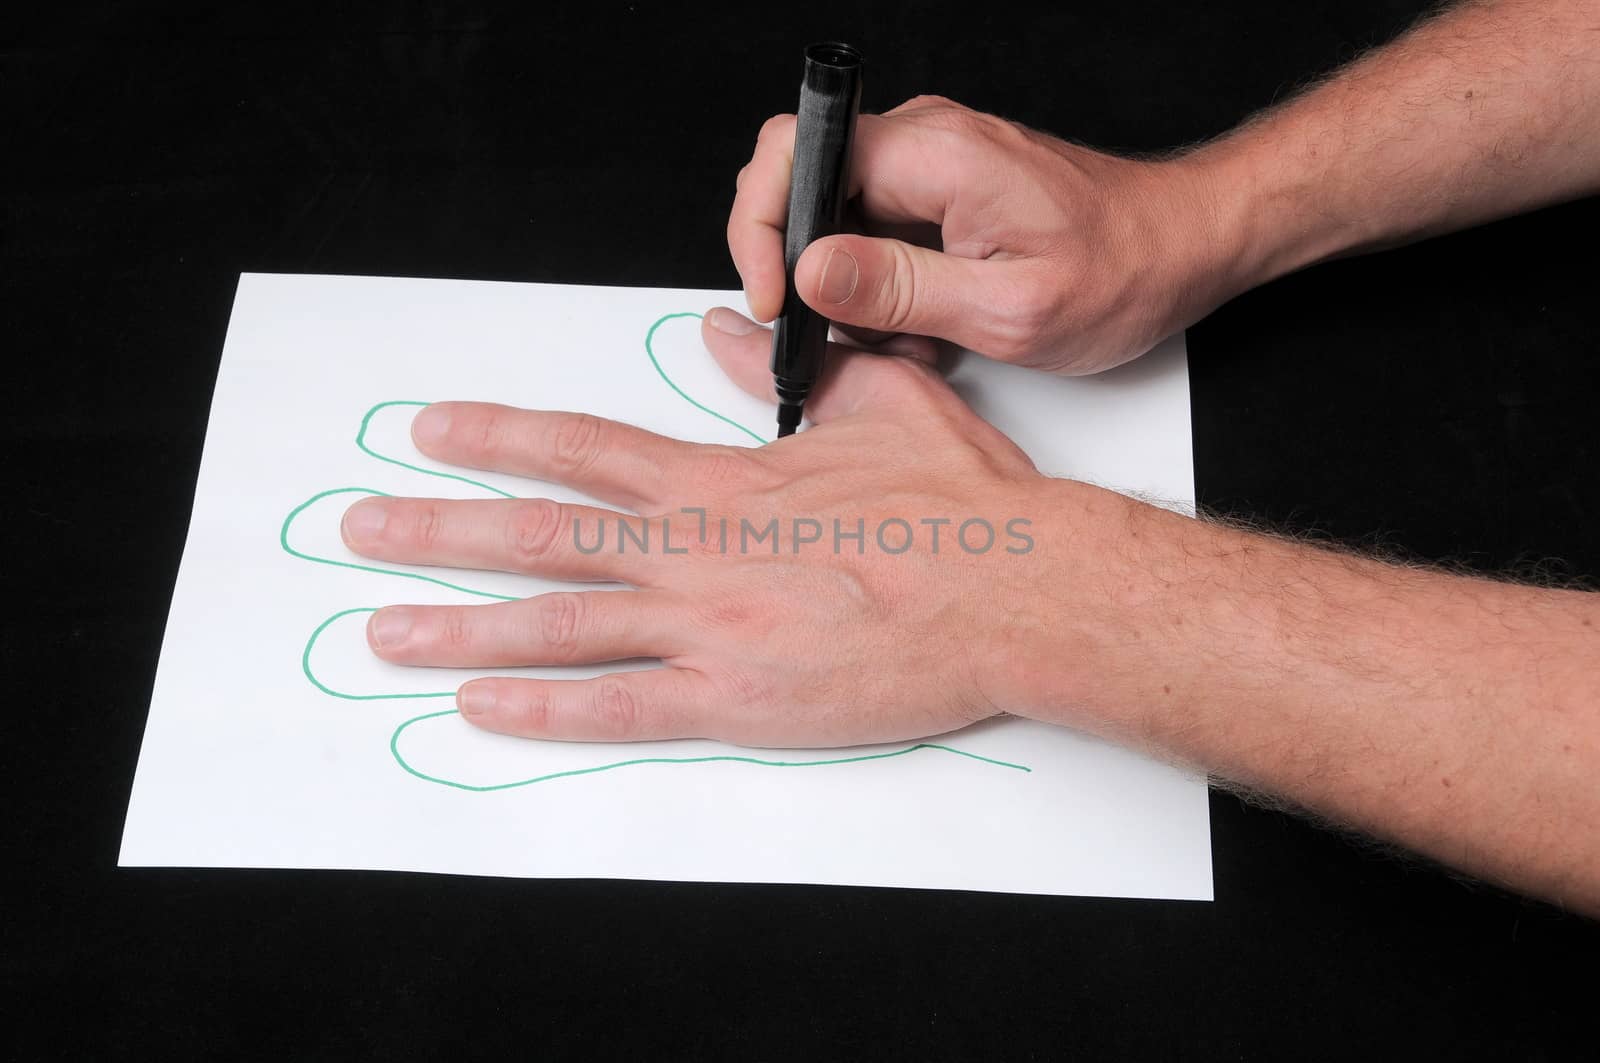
[412,402,702,513]
[728,113,796,323]
[728,111,965,325]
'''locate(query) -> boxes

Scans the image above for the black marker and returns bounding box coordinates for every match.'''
[770,42,863,438]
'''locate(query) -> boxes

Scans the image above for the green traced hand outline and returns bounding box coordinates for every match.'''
[645,312,768,444]
[281,311,1031,789]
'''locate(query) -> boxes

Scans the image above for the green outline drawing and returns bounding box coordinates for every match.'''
[391,710,1029,792]
[644,312,767,444]
[281,310,1031,789]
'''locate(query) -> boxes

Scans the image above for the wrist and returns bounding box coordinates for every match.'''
[1128,147,1288,338]
[973,479,1192,739]
[980,481,1283,754]
[1178,123,1367,297]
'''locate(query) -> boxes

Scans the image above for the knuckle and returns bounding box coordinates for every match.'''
[985,327,1031,363]
[511,686,553,734]
[472,407,508,458]
[1002,117,1041,145]
[926,105,990,139]
[965,109,1022,140]
[410,503,445,549]
[547,413,606,479]
[901,93,957,112]
[695,446,754,490]
[440,607,471,650]
[507,499,563,568]
[864,355,946,416]
[697,596,777,636]
[880,241,921,333]
[716,666,767,707]
[986,278,1059,360]
[880,353,940,390]
[591,678,641,737]
[695,594,752,630]
[1013,281,1059,333]
[680,521,726,560]
[536,593,584,661]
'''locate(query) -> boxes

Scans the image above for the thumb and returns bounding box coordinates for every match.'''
[795,234,1033,356]
[700,307,944,429]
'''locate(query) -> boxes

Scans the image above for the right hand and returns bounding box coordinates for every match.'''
[729,95,1235,375]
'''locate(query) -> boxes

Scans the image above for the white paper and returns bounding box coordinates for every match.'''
[120,273,1212,900]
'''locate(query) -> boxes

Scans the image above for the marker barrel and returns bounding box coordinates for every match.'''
[770,42,863,435]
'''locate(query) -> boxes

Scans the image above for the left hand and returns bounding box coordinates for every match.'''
[339,309,1060,747]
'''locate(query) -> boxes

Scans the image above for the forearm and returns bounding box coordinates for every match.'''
[1188,0,1600,292]
[1012,483,1600,914]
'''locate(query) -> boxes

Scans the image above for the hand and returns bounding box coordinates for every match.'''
[729,95,1231,375]
[338,323,1070,747]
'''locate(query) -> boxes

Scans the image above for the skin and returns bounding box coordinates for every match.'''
[728,0,1600,373]
[344,0,1600,913]
[339,357,1040,747]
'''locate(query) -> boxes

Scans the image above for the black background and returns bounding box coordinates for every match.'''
[5,2,1598,1058]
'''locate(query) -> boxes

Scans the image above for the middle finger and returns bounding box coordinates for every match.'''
[341,495,662,586]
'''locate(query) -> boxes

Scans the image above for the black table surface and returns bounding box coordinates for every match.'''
[6,2,1597,1058]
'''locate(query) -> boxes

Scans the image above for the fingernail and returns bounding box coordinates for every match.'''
[413,405,451,447]
[369,608,413,648]
[459,684,495,716]
[707,307,757,336]
[342,499,388,542]
[817,247,858,305]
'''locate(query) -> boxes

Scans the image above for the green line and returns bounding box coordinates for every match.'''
[279,487,518,601]
[388,709,1029,793]
[302,609,1031,789]
[282,311,1030,790]
[301,608,458,700]
[644,312,769,445]
[355,400,517,497]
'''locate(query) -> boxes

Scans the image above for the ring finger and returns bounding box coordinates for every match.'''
[342,495,660,585]
[366,590,686,668]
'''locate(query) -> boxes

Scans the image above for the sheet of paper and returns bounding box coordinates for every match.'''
[120,273,1211,900]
